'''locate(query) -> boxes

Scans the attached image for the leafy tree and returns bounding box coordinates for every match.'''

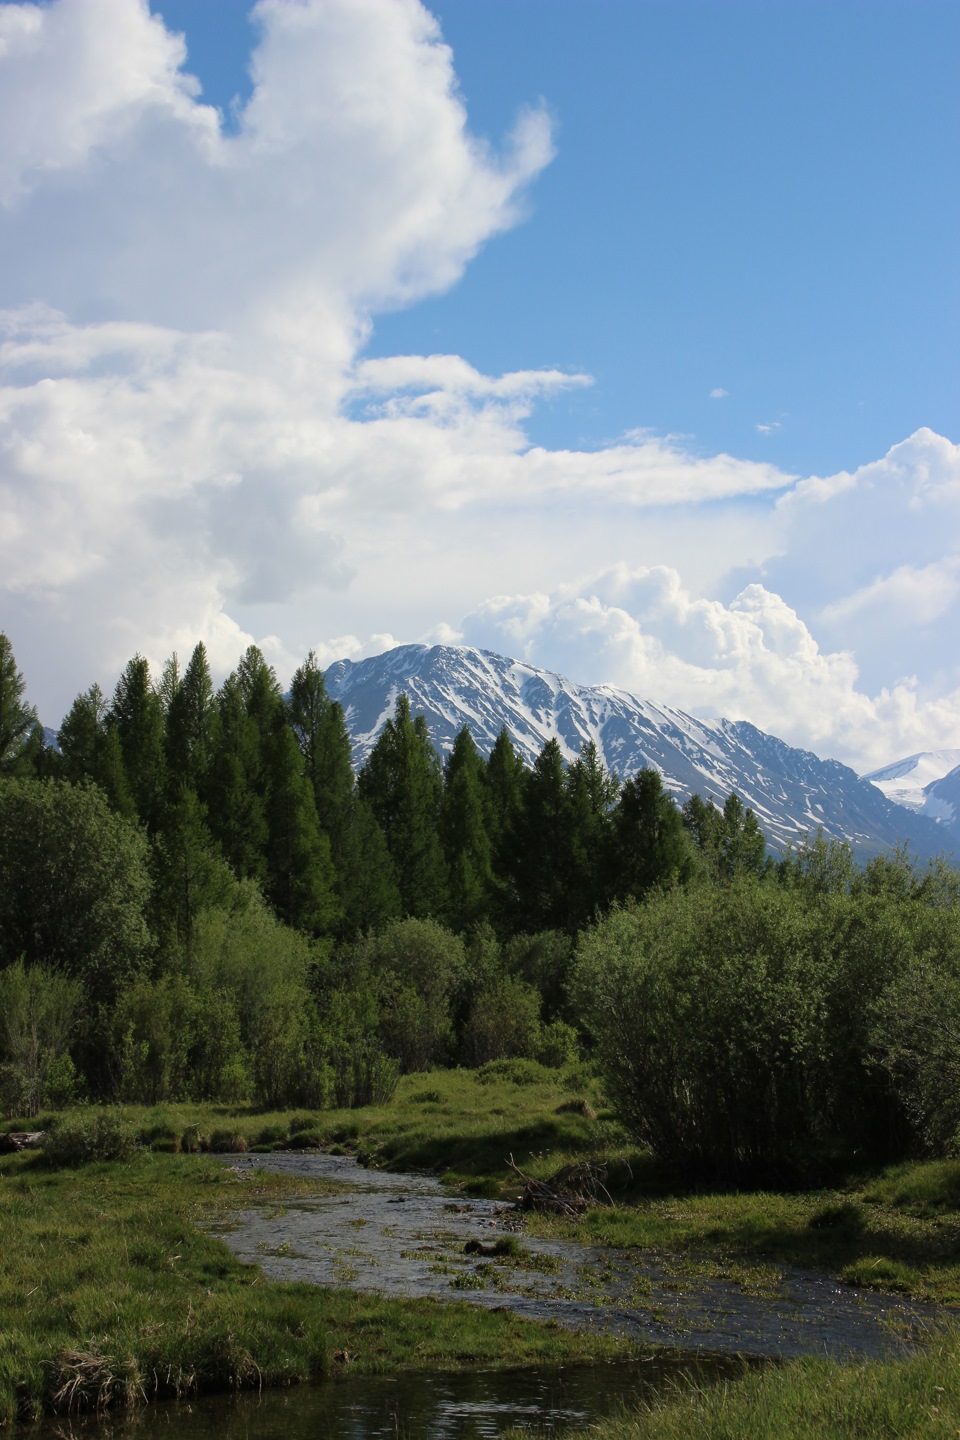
[351,917,467,1072]
[358,695,448,918]
[0,960,82,1117]
[0,632,40,776]
[0,778,152,1006]
[573,881,835,1182]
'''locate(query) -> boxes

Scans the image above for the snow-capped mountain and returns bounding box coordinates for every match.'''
[325,644,951,860]
[864,750,960,841]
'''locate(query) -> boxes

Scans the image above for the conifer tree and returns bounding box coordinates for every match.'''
[206,673,269,882]
[262,716,339,934]
[440,726,493,930]
[337,796,402,936]
[608,768,693,903]
[109,654,166,829]
[484,727,527,929]
[513,738,571,932]
[0,632,40,776]
[165,642,215,793]
[288,650,355,856]
[58,683,135,813]
[358,695,448,919]
[563,741,618,927]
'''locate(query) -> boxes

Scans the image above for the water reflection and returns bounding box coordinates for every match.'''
[38,1358,742,1439]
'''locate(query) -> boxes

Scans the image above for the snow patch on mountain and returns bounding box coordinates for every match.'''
[863,750,960,811]
[325,643,951,860]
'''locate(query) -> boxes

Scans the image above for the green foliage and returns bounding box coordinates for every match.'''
[351,916,467,1072]
[359,695,448,918]
[0,632,40,776]
[462,975,542,1065]
[43,1110,140,1166]
[573,884,836,1181]
[0,778,152,1011]
[0,960,82,1117]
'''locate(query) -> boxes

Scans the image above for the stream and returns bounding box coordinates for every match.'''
[214,1152,936,1363]
[35,1152,941,1439]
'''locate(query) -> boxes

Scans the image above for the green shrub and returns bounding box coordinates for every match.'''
[44,1111,140,1166]
[476,1058,549,1087]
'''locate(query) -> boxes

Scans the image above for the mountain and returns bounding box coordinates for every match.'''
[324,644,951,860]
[863,750,960,843]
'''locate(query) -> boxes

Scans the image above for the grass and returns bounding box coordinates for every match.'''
[0,1136,632,1425]
[509,1331,960,1440]
[4,1069,960,1429]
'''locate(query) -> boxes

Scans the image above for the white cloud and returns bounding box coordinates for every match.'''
[709,387,729,399]
[755,420,781,435]
[0,0,957,779]
[459,568,960,773]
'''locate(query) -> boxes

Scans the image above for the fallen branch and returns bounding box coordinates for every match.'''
[507,1154,612,1216]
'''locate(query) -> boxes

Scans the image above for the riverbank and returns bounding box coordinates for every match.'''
[2,1065,960,1431]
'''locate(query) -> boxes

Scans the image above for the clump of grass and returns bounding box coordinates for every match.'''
[863,1160,960,1215]
[841,1256,922,1294]
[807,1199,866,1237]
[556,1097,598,1120]
[208,1131,249,1154]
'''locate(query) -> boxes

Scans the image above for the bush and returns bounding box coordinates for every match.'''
[44,1111,140,1166]
[476,1058,550,1087]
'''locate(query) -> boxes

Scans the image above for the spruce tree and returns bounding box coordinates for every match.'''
[513,738,570,933]
[337,796,401,936]
[358,695,448,919]
[288,650,355,857]
[206,673,268,882]
[440,726,493,930]
[165,642,215,793]
[0,632,40,776]
[484,727,527,930]
[262,716,339,934]
[608,768,693,903]
[109,654,166,829]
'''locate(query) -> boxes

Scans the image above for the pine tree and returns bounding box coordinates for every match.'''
[440,726,493,930]
[484,727,527,930]
[358,695,448,919]
[0,632,40,776]
[109,654,166,829]
[263,717,339,934]
[513,738,571,932]
[206,673,268,882]
[288,650,355,857]
[608,768,693,902]
[58,683,135,813]
[337,796,401,936]
[165,642,215,793]
[562,741,618,926]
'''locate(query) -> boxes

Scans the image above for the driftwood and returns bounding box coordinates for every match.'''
[507,1154,612,1216]
[0,1131,45,1153]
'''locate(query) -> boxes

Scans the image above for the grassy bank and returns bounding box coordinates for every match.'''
[0,1141,632,1425]
[3,1064,960,1430]
[510,1336,960,1440]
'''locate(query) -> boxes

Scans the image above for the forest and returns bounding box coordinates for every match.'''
[1,629,959,1182]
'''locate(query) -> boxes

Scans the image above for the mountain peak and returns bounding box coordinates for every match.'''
[325,643,952,860]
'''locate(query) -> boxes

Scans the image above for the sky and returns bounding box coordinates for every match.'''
[0,0,957,775]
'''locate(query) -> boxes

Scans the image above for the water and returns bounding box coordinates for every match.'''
[35,1358,743,1439]
[213,1153,936,1362]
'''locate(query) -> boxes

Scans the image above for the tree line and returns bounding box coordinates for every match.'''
[2,630,958,1182]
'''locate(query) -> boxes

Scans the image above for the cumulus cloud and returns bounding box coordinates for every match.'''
[709,387,728,399]
[459,567,960,773]
[0,0,957,778]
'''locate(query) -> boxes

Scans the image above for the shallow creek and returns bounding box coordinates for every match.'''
[213,1152,936,1363]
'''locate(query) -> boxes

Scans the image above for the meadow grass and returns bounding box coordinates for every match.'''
[506,1331,960,1440]
[0,1142,632,1424]
[4,1067,960,1427]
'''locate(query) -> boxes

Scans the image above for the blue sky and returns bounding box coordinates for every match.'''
[0,0,957,772]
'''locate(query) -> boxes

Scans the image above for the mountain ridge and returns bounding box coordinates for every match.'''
[324,643,951,861]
